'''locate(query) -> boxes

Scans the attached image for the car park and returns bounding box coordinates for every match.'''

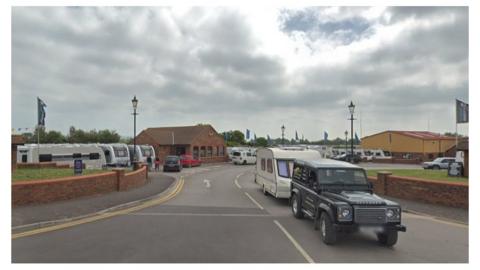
[422,157,456,169]
[180,154,201,167]
[290,159,406,246]
[163,155,182,172]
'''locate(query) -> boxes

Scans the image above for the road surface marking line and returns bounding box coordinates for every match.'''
[244,192,264,210]
[128,213,270,217]
[12,178,185,240]
[403,212,468,229]
[273,220,315,263]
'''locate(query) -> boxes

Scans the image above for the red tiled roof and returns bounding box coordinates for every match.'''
[139,124,221,145]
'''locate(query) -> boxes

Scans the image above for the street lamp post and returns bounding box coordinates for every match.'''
[348,101,356,162]
[132,96,138,166]
[281,125,285,145]
[344,130,348,156]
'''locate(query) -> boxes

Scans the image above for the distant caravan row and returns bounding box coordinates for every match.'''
[17,143,155,169]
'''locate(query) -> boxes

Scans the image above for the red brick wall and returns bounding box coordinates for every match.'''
[191,128,227,163]
[368,174,468,208]
[12,165,149,206]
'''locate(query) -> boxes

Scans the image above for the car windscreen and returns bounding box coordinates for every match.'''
[316,168,368,185]
[233,152,241,156]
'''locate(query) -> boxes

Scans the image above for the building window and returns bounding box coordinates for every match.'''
[267,159,273,173]
[207,146,212,157]
[219,146,224,156]
[200,146,206,157]
[193,146,199,159]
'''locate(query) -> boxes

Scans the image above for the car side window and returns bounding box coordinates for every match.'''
[292,164,303,182]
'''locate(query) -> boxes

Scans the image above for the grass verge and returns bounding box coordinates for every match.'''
[366,169,468,183]
[12,168,108,182]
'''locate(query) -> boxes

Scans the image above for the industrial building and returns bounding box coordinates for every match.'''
[135,124,227,163]
[361,131,456,162]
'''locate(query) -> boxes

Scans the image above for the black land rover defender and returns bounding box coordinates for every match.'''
[290,159,406,246]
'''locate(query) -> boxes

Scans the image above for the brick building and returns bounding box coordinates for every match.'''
[361,131,456,162]
[135,124,227,163]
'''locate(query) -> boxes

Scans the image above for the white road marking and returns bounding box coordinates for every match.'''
[128,213,270,217]
[234,173,243,189]
[244,192,264,210]
[273,220,315,263]
[203,179,211,188]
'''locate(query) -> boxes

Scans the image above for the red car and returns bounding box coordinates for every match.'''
[180,154,201,167]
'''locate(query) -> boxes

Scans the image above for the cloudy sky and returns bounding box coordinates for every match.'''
[11,6,468,140]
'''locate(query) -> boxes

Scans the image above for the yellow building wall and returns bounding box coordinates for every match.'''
[361,132,455,154]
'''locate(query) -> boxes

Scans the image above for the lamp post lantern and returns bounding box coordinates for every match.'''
[348,101,356,162]
[281,125,285,145]
[132,96,138,164]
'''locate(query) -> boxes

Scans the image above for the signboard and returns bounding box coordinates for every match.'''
[448,162,463,177]
[74,159,83,175]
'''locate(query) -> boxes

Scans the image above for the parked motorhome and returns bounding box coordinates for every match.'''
[231,149,256,165]
[97,143,130,167]
[128,144,156,164]
[255,147,322,198]
[17,144,106,169]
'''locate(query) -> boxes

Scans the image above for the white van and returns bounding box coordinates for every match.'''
[17,144,106,169]
[371,149,392,159]
[232,150,256,165]
[98,143,130,167]
[255,147,322,198]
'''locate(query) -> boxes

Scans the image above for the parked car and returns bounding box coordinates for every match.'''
[290,159,406,246]
[180,154,201,168]
[332,153,361,164]
[422,157,456,170]
[163,156,182,172]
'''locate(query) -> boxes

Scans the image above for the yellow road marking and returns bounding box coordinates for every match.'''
[274,220,315,263]
[12,178,185,239]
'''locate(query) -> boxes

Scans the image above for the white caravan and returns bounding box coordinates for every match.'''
[98,143,130,167]
[17,144,106,169]
[231,149,256,165]
[255,147,322,198]
[370,149,392,159]
[128,144,156,164]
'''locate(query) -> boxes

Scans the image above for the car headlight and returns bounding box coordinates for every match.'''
[337,206,353,221]
[386,207,401,221]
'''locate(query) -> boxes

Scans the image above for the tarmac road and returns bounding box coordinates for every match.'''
[12,163,468,263]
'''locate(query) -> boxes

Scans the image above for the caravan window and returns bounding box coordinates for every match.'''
[39,154,52,162]
[261,158,266,171]
[89,153,100,160]
[277,160,290,178]
[267,159,273,173]
[114,146,128,157]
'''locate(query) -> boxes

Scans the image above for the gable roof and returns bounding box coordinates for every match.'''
[139,125,221,145]
[363,130,456,141]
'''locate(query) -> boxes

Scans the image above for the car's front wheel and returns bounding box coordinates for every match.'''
[291,194,304,219]
[320,212,337,245]
[433,165,440,170]
[377,230,398,246]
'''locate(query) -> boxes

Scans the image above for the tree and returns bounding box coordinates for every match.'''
[44,130,67,143]
[254,137,268,147]
[223,130,246,146]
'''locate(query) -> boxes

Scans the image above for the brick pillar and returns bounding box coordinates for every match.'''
[376,171,392,195]
[113,168,125,191]
[142,164,148,179]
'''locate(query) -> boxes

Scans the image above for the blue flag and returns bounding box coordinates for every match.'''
[267,135,271,145]
[295,130,299,141]
[254,133,257,141]
[456,99,469,123]
[355,132,360,144]
[324,131,328,142]
[246,129,250,140]
[37,97,47,127]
